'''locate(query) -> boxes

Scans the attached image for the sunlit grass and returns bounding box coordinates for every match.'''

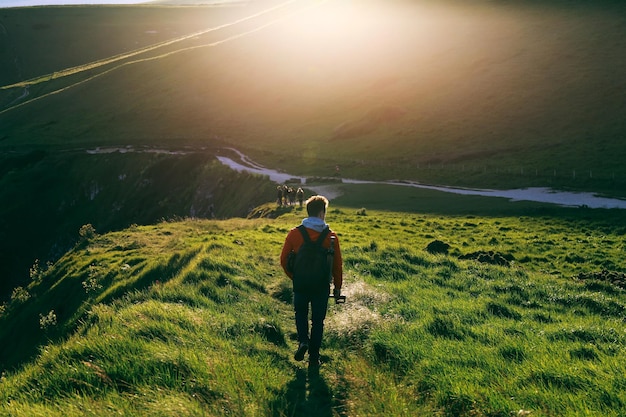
[1,1,625,414]
[1,204,625,415]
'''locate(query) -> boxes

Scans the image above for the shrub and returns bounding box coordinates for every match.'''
[79,223,97,241]
[39,310,57,330]
[29,259,42,281]
[11,286,30,303]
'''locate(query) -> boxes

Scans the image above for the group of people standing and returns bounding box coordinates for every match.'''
[276,184,304,207]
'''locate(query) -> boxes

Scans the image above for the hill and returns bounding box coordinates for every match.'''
[1,205,626,416]
[1,0,626,194]
[0,148,276,300]
[1,3,626,413]
[2,0,625,300]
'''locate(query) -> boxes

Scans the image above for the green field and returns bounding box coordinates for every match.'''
[1,1,626,415]
[1,205,626,416]
[1,0,626,193]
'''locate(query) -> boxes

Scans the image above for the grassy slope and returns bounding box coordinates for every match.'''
[0,149,276,300]
[1,204,625,416]
[1,0,625,293]
[1,0,625,194]
[0,3,625,414]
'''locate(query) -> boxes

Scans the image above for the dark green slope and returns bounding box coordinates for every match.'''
[0,149,276,300]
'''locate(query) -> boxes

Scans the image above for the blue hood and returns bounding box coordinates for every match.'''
[301,217,328,232]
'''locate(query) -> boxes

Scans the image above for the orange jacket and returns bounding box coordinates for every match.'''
[280,226,343,290]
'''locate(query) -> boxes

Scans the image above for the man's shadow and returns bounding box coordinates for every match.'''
[272,366,334,417]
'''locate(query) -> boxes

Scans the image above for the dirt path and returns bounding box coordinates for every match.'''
[1,0,323,115]
[1,0,299,90]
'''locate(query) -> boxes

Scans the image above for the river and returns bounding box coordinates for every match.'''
[217,148,626,209]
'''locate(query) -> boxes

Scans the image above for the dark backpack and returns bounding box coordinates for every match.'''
[291,225,331,293]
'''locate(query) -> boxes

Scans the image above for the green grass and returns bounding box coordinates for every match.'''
[1,0,625,294]
[1,1,626,414]
[1,0,626,196]
[0,149,276,298]
[1,205,625,416]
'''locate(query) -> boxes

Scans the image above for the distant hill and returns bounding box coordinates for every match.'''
[1,0,625,300]
[1,3,626,414]
[1,0,625,195]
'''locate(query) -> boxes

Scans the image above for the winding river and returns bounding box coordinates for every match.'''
[217,148,626,210]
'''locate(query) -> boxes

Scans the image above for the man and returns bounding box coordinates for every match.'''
[296,187,304,208]
[280,195,343,367]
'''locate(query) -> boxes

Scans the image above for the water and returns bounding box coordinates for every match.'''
[83,146,626,208]
[217,148,626,209]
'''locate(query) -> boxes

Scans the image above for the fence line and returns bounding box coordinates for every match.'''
[392,162,622,183]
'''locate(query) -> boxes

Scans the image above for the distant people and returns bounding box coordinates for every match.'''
[287,187,295,206]
[277,185,284,207]
[296,188,304,207]
[280,195,343,368]
[282,185,289,206]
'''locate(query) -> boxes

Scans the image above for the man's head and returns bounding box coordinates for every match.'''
[306,195,329,218]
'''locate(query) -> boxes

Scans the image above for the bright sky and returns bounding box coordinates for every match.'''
[1,0,151,7]
[0,0,244,6]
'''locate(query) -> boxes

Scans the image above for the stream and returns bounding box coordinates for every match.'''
[217,148,626,209]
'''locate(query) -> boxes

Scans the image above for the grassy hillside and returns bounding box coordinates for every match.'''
[1,3,625,412]
[1,204,625,416]
[0,148,277,300]
[1,0,625,297]
[1,0,625,195]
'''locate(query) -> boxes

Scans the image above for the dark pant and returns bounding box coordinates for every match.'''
[294,291,329,360]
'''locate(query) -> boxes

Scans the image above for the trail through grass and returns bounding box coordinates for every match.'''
[1,204,625,416]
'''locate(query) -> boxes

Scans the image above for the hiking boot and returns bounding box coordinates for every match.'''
[294,343,308,361]
[308,357,321,369]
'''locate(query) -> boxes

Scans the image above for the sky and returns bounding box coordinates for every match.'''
[1,0,152,7]
[0,0,242,7]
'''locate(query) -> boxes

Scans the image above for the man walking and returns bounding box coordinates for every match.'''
[280,195,343,367]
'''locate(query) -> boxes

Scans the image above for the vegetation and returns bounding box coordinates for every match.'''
[1,204,625,416]
[2,0,625,298]
[0,149,276,300]
[1,0,626,195]
[1,1,626,415]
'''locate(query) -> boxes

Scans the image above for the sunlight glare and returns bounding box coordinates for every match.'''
[239,0,446,111]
